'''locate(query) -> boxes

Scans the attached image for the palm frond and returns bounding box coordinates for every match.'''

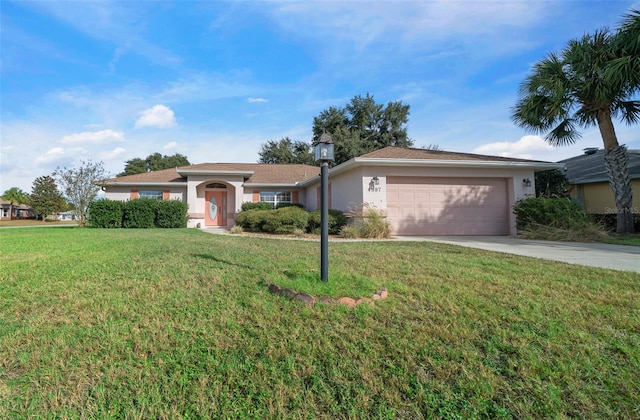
[574,106,598,127]
[613,100,640,124]
[607,9,640,94]
[616,8,640,55]
[512,54,575,133]
[545,119,582,146]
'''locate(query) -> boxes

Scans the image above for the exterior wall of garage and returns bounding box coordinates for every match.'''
[387,176,510,235]
[309,164,536,236]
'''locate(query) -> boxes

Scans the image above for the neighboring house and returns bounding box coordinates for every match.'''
[57,211,77,221]
[0,199,34,220]
[560,148,640,214]
[101,146,558,236]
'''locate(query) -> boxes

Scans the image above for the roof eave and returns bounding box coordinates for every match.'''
[100,182,188,187]
[243,183,305,188]
[329,157,561,176]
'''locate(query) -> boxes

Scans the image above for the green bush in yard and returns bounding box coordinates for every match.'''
[241,202,273,211]
[308,209,347,234]
[275,202,305,209]
[263,206,309,234]
[234,209,271,232]
[156,200,188,228]
[123,198,158,228]
[513,197,590,230]
[87,199,123,228]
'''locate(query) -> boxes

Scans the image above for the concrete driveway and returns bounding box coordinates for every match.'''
[394,236,640,273]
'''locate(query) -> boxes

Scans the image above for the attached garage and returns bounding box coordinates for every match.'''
[386,176,510,235]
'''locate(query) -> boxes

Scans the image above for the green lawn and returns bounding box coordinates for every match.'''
[1,228,638,418]
[605,234,640,246]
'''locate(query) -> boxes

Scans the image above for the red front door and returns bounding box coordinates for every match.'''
[205,191,227,227]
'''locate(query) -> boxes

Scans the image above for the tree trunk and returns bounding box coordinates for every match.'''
[597,110,635,234]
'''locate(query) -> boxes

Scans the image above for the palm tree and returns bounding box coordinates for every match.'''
[512,10,640,234]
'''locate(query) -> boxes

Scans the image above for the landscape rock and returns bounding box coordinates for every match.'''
[379,290,388,299]
[372,294,381,300]
[268,284,281,294]
[337,297,356,308]
[318,296,334,305]
[294,293,315,306]
[355,298,374,306]
[280,288,298,299]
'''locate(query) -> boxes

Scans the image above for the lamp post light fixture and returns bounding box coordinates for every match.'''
[314,132,335,282]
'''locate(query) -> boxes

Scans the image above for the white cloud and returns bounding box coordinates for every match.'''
[135,104,177,129]
[248,97,268,103]
[34,147,67,164]
[61,129,125,144]
[100,147,127,160]
[158,72,256,103]
[473,135,555,159]
[163,141,178,150]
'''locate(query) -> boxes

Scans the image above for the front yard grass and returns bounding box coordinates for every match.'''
[1,228,638,418]
[605,234,640,246]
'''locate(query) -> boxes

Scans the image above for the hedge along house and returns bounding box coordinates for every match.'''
[101,146,559,235]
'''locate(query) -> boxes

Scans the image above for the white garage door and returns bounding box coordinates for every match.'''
[386,176,509,235]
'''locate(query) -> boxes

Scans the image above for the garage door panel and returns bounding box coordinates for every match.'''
[386,176,509,236]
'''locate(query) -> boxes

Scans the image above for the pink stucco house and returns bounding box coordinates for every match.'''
[101,146,558,236]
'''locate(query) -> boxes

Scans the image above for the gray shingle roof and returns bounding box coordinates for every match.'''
[559,149,640,184]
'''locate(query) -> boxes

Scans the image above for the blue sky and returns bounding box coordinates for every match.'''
[1,0,639,193]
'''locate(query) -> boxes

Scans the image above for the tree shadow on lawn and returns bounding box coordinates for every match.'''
[193,253,254,270]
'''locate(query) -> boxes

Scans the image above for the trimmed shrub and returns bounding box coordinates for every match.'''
[308,209,347,234]
[275,202,305,209]
[263,206,309,234]
[234,207,310,234]
[156,200,188,228]
[87,199,123,228]
[123,198,158,228]
[241,202,273,211]
[234,209,271,232]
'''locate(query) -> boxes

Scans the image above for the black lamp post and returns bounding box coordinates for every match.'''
[314,132,335,282]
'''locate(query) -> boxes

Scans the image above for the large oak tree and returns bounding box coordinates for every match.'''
[312,93,412,165]
[119,153,191,177]
[258,93,413,166]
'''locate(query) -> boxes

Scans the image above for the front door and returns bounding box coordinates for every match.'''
[205,191,227,227]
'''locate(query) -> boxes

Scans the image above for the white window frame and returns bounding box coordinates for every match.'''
[139,190,164,200]
[260,191,292,208]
